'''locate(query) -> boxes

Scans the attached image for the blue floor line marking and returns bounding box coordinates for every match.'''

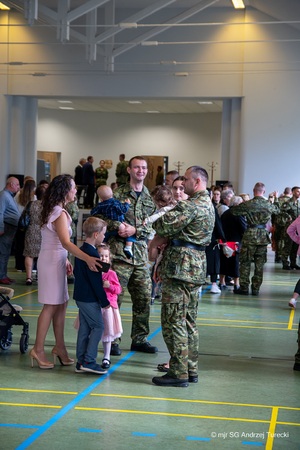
[15,329,161,450]
[132,432,156,437]
[242,442,264,446]
[186,436,211,441]
[78,428,102,433]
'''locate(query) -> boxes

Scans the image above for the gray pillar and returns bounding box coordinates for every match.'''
[0,95,37,183]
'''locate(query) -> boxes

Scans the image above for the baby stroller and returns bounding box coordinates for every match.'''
[0,293,29,353]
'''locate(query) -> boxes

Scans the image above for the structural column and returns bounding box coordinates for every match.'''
[0,95,37,184]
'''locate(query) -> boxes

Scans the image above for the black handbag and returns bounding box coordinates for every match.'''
[18,201,31,232]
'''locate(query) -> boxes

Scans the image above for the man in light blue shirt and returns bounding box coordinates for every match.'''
[0,177,21,284]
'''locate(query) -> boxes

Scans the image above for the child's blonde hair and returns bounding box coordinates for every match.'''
[83,216,107,237]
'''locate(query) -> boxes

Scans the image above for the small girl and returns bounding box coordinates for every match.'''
[144,185,177,303]
[98,243,123,369]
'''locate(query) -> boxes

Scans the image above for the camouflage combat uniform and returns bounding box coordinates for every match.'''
[154,191,214,380]
[278,198,300,269]
[95,182,155,344]
[115,160,129,185]
[95,167,108,188]
[231,197,279,293]
[272,195,291,262]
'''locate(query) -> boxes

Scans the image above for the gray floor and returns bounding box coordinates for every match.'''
[0,249,300,450]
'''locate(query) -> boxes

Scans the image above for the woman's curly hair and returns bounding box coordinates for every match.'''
[41,174,73,225]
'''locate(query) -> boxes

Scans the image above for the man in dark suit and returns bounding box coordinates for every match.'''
[82,156,95,208]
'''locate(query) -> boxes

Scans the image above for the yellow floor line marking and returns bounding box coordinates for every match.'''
[0,402,61,409]
[75,406,270,423]
[276,421,300,427]
[90,393,300,411]
[196,324,298,330]
[0,388,77,395]
[266,406,278,450]
[12,291,38,298]
[197,318,296,325]
[288,308,295,330]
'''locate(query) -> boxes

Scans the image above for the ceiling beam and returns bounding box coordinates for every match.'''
[113,0,220,58]
[93,0,177,45]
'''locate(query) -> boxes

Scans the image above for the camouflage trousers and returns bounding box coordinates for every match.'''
[161,278,199,380]
[281,234,298,267]
[296,319,300,365]
[112,261,152,344]
[239,243,267,292]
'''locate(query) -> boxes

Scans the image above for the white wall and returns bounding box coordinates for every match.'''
[37,109,222,187]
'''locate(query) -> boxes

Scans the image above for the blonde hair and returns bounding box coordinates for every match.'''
[97,185,113,201]
[83,217,107,237]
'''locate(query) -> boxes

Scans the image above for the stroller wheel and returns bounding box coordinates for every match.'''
[19,333,29,354]
[0,329,13,350]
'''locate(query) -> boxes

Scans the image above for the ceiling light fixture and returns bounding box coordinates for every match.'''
[231,0,245,9]
[119,22,137,29]
[0,2,10,10]
[58,100,73,103]
[146,110,160,114]
[198,101,213,105]
[127,101,142,104]
[59,107,75,110]
[141,41,158,46]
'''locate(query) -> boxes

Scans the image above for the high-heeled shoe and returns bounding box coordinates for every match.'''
[52,348,74,366]
[29,348,54,369]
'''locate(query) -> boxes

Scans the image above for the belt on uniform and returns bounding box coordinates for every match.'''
[171,239,206,251]
[248,224,266,229]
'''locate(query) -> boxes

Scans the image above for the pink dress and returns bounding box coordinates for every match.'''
[287,216,300,255]
[37,206,72,305]
[101,269,123,342]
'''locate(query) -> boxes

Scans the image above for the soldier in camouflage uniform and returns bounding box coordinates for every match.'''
[231,182,279,296]
[115,153,129,186]
[150,166,215,387]
[278,186,300,270]
[271,188,292,263]
[94,156,157,355]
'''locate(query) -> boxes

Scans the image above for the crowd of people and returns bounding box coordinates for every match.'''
[74,153,129,209]
[1,157,300,381]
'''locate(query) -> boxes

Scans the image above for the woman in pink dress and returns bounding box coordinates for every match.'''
[30,174,102,369]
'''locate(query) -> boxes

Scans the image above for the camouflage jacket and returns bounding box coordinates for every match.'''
[95,167,108,187]
[115,161,129,185]
[95,182,155,266]
[153,190,215,285]
[231,196,279,245]
[65,200,79,238]
[278,198,300,227]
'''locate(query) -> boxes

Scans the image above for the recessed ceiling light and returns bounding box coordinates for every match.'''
[59,107,75,110]
[0,2,10,10]
[198,101,213,105]
[58,100,73,103]
[127,101,142,104]
[231,0,245,9]
[146,110,160,114]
